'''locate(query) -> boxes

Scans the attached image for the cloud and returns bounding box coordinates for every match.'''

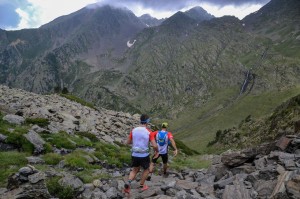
[97,0,270,12]
[0,0,270,30]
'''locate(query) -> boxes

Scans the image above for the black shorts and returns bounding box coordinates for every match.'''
[152,153,168,164]
[131,155,150,169]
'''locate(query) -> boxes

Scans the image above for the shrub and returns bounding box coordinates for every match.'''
[41,131,76,150]
[75,132,98,142]
[60,94,95,109]
[64,150,100,170]
[43,153,63,165]
[25,118,50,127]
[93,142,131,167]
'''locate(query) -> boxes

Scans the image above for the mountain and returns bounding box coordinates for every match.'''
[0,5,146,112]
[139,14,165,27]
[0,1,300,153]
[184,6,214,21]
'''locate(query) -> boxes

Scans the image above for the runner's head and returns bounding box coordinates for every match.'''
[161,122,168,129]
[140,114,150,124]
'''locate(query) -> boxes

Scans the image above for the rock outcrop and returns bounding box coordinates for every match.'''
[0,85,139,144]
[1,135,299,198]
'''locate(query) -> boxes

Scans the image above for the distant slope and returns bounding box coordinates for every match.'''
[243,0,300,57]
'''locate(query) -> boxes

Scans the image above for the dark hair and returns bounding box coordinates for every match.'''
[140,114,150,124]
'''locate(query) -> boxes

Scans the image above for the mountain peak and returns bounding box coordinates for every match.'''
[162,11,195,24]
[184,6,214,21]
[139,14,165,27]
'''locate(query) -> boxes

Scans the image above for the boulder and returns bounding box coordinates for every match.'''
[24,130,45,154]
[3,114,25,125]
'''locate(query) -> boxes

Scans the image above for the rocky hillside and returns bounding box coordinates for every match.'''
[207,91,300,150]
[0,85,138,144]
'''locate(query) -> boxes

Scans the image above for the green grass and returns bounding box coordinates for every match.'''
[171,154,211,171]
[75,170,111,184]
[64,150,101,170]
[25,118,50,127]
[173,86,300,154]
[43,153,64,165]
[46,177,75,199]
[41,132,76,150]
[60,94,95,109]
[0,151,28,187]
[93,142,131,167]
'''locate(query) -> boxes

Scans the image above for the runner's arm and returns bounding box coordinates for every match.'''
[125,132,133,145]
[169,138,178,156]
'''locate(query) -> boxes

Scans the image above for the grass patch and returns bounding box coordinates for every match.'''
[2,130,34,153]
[64,150,101,170]
[60,94,95,109]
[75,132,98,142]
[94,142,131,167]
[25,118,50,127]
[43,153,64,165]
[75,170,111,184]
[46,176,75,199]
[171,154,211,171]
[41,132,76,150]
[0,151,28,187]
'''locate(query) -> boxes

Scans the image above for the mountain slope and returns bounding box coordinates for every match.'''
[243,0,300,57]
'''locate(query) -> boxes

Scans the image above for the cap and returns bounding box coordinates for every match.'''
[161,122,168,128]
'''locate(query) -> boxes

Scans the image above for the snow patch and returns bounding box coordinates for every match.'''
[127,40,136,48]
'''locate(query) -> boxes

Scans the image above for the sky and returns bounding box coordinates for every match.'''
[0,0,270,30]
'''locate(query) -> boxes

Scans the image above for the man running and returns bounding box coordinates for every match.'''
[124,114,158,194]
[149,122,178,178]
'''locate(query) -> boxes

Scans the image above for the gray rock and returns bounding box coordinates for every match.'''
[31,125,48,133]
[207,163,228,181]
[286,174,300,199]
[26,156,45,164]
[0,133,7,141]
[105,187,118,199]
[270,171,294,198]
[254,180,277,198]
[28,172,46,184]
[19,166,36,176]
[58,174,84,193]
[222,180,251,199]
[92,188,107,199]
[3,114,25,125]
[24,130,45,154]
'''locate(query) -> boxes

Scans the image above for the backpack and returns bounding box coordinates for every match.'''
[157,131,168,146]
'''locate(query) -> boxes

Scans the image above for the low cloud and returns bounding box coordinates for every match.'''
[97,0,270,11]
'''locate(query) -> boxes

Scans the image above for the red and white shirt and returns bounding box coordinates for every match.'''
[129,126,154,157]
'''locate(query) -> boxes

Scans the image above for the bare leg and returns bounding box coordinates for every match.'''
[140,168,150,186]
[128,167,140,181]
[149,162,155,173]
